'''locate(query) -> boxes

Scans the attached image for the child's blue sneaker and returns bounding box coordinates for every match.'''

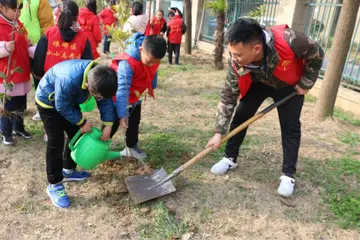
[47,183,70,208]
[62,169,90,182]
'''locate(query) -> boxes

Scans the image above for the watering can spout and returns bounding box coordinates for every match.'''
[105,150,121,161]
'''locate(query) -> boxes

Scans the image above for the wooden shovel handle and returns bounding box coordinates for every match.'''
[181,91,297,171]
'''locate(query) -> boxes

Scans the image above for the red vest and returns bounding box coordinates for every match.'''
[236,25,305,98]
[110,52,159,104]
[168,15,183,44]
[0,19,30,84]
[149,17,166,35]
[44,26,88,73]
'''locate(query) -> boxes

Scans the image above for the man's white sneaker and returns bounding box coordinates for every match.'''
[277,175,295,197]
[120,147,147,161]
[32,112,41,121]
[210,157,238,175]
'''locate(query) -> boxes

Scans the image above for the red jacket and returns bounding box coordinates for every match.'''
[98,7,117,35]
[167,15,183,44]
[145,16,166,36]
[0,18,30,84]
[44,26,89,73]
[78,8,101,59]
[110,52,159,104]
[237,25,305,98]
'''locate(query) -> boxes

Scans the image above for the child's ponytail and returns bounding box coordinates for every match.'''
[58,1,79,31]
[86,0,97,15]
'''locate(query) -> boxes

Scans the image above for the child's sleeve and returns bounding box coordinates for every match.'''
[0,41,10,58]
[96,98,115,126]
[115,60,134,118]
[93,16,102,44]
[152,72,158,90]
[54,75,85,126]
[33,35,48,79]
[98,10,105,23]
[161,21,167,34]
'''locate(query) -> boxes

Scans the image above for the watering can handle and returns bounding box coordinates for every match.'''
[69,129,83,151]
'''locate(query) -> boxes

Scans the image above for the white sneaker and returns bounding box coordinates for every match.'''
[210,157,238,175]
[277,175,295,197]
[32,112,41,121]
[120,147,147,161]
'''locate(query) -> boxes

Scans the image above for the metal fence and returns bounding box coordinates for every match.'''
[304,0,360,90]
[200,0,280,42]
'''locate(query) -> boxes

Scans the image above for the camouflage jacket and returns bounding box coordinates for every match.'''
[215,27,324,135]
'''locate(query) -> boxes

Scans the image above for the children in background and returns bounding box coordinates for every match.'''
[144,10,166,36]
[20,0,54,121]
[36,59,117,208]
[109,33,167,160]
[33,0,93,80]
[52,0,64,24]
[167,11,183,65]
[123,1,148,34]
[0,0,35,145]
[78,0,101,59]
[98,0,117,54]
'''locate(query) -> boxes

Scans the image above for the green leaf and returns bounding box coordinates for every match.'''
[0,71,7,79]
[13,67,23,74]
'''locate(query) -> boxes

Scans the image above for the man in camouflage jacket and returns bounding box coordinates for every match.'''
[206,18,324,197]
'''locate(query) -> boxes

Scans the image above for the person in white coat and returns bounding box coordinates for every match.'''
[123,1,148,34]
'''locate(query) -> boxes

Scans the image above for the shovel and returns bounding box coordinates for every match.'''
[125,91,297,204]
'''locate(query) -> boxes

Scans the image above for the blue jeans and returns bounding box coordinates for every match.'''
[0,95,27,136]
[103,35,111,54]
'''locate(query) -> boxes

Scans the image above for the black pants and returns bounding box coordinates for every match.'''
[110,104,141,148]
[225,82,304,177]
[37,105,79,184]
[168,43,180,64]
[103,35,111,54]
[0,95,27,136]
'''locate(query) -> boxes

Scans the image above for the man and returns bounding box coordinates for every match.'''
[206,18,324,197]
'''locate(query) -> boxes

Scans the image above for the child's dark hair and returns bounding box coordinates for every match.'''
[170,7,183,18]
[168,11,175,18]
[225,18,264,45]
[156,10,164,16]
[106,0,115,6]
[143,35,167,59]
[132,1,143,16]
[0,0,22,10]
[58,1,79,31]
[86,0,96,15]
[87,66,117,98]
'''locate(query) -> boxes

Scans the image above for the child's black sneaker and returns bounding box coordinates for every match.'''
[13,130,32,139]
[2,135,13,145]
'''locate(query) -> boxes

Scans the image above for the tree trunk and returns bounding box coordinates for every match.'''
[184,0,192,54]
[214,10,225,70]
[315,0,360,120]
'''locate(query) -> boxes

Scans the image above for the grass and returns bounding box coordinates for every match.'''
[302,156,360,229]
[138,202,188,240]
[305,94,317,103]
[157,64,197,79]
[333,108,360,126]
[337,131,360,147]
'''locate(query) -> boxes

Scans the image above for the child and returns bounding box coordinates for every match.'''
[109,33,166,160]
[78,0,101,59]
[33,0,92,81]
[123,1,148,34]
[98,0,117,54]
[167,11,183,65]
[0,0,35,145]
[145,10,166,36]
[36,59,117,208]
[33,0,93,142]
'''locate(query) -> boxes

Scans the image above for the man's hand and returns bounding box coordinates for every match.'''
[5,41,15,52]
[206,133,222,150]
[120,118,129,129]
[100,125,112,141]
[295,85,309,95]
[80,121,92,133]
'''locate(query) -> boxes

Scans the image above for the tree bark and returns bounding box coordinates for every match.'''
[184,0,192,54]
[315,0,360,120]
[214,10,225,70]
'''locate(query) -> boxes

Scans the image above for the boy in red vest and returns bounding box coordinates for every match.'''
[206,18,324,198]
[110,33,167,160]
[167,11,183,65]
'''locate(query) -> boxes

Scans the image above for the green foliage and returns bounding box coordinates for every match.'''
[248,5,266,19]
[204,0,228,15]
[310,19,325,34]
[337,131,360,147]
[333,108,360,126]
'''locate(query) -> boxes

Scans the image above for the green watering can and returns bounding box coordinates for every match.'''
[80,96,97,113]
[69,128,121,170]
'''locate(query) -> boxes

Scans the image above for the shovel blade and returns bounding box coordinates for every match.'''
[125,168,176,204]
